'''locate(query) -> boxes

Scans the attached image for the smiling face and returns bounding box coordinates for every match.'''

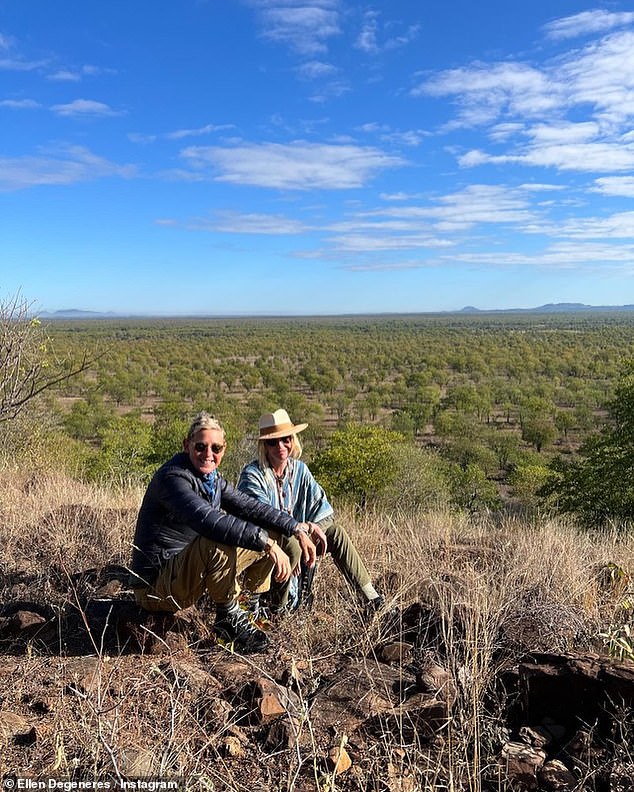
[263,434,293,473]
[184,428,226,476]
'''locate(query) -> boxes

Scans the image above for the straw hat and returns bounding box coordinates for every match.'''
[258,409,308,440]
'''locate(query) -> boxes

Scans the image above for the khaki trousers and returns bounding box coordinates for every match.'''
[134,533,281,613]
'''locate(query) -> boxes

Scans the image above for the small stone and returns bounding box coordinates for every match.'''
[95,580,124,598]
[379,642,413,664]
[500,741,546,790]
[538,759,577,790]
[119,747,157,777]
[519,725,551,749]
[256,677,287,723]
[222,736,245,758]
[0,711,32,745]
[327,745,352,775]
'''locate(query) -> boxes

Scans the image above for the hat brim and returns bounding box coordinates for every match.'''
[258,422,308,440]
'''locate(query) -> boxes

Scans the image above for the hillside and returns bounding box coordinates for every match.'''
[1,468,633,790]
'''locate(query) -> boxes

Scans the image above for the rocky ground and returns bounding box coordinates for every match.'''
[1,561,634,792]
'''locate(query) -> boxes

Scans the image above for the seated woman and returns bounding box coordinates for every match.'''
[237,408,384,616]
[129,411,317,654]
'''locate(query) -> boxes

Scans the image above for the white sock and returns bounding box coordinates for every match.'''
[361,583,380,601]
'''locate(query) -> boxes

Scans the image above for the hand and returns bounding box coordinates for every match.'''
[307,522,328,556]
[267,542,292,583]
[295,526,317,568]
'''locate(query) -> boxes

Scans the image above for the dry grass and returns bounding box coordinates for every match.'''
[0,467,633,790]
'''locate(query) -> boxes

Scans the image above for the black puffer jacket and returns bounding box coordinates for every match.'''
[130,452,298,584]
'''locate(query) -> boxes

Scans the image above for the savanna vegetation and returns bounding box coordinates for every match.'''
[17,308,634,521]
[1,297,634,790]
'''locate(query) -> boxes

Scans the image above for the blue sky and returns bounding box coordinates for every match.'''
[2,1,634,315]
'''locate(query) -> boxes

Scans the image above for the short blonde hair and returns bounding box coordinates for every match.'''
[186,411,225,441]
[257,433,302,469]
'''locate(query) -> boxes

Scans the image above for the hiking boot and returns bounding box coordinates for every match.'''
[214,605,269,654]
[364,594,385,614]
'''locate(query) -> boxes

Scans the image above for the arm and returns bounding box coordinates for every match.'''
[157,469,272,551]
[220,478,299,537]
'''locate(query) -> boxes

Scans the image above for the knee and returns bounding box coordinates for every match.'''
[282,536,302,567]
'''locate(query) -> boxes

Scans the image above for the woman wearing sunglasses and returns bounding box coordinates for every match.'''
[237,409,384,617]
[129,411,317,655]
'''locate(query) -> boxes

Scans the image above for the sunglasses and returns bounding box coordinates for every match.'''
[193,442,226,454]
[264,435,292,447]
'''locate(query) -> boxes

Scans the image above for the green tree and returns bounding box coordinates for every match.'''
[521,416,557,453]
[541,372,634,526]
[311,424,405,507]
[91,413,153,484]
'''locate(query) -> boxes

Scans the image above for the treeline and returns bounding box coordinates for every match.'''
[20,312,634,516]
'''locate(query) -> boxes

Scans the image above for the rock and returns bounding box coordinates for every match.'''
[500,741,546,790]
[222,736,245,758]
[327,744,352,775]
[0,711,32,745]
[159,658,220,695]
[516,653,634,729]
[386,762,418,792]
[255,677,287,723]
[265,716,302,749]
[64,657,104,696]
[0,609,56,642]
[538,759,577,790]
[95,579,124,598]
[119,747,158,777]
[519,725,551,749]
[416,661,456,708]
[379,642,414,664]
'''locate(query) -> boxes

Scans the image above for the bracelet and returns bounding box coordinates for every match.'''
[265,539,277,555]
[295,524,309,536]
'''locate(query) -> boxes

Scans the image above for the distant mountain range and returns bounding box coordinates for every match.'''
[459,302,634,314]
[37,303,634,319]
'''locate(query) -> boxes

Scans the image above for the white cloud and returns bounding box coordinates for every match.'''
[329,232,453,253]
[370,185,535,231]
[0,145,136,191]
[544,10,634,41]
[415,62,561,125]
[560,31,634,128]
[357,121,427,146]
[459,141,634,172]
[0,56,45,71]
[355,11,420,54]
[166,123,234,140]
[251,1,341,55]
[179,141,404,189]
[296,60,338,79]
[527,122,600,144]
[47,69,81,82]
[558,210,634,239]
[592,176,634,196]
[0,98,40,109]
[447,241,634,272]
[51,99,123,118]
[356,11,379,54]
[193,211,310,235]
[519,183,565,192]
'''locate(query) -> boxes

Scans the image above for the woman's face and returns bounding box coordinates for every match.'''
[264,434,293,470]
[184,428,226,476]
